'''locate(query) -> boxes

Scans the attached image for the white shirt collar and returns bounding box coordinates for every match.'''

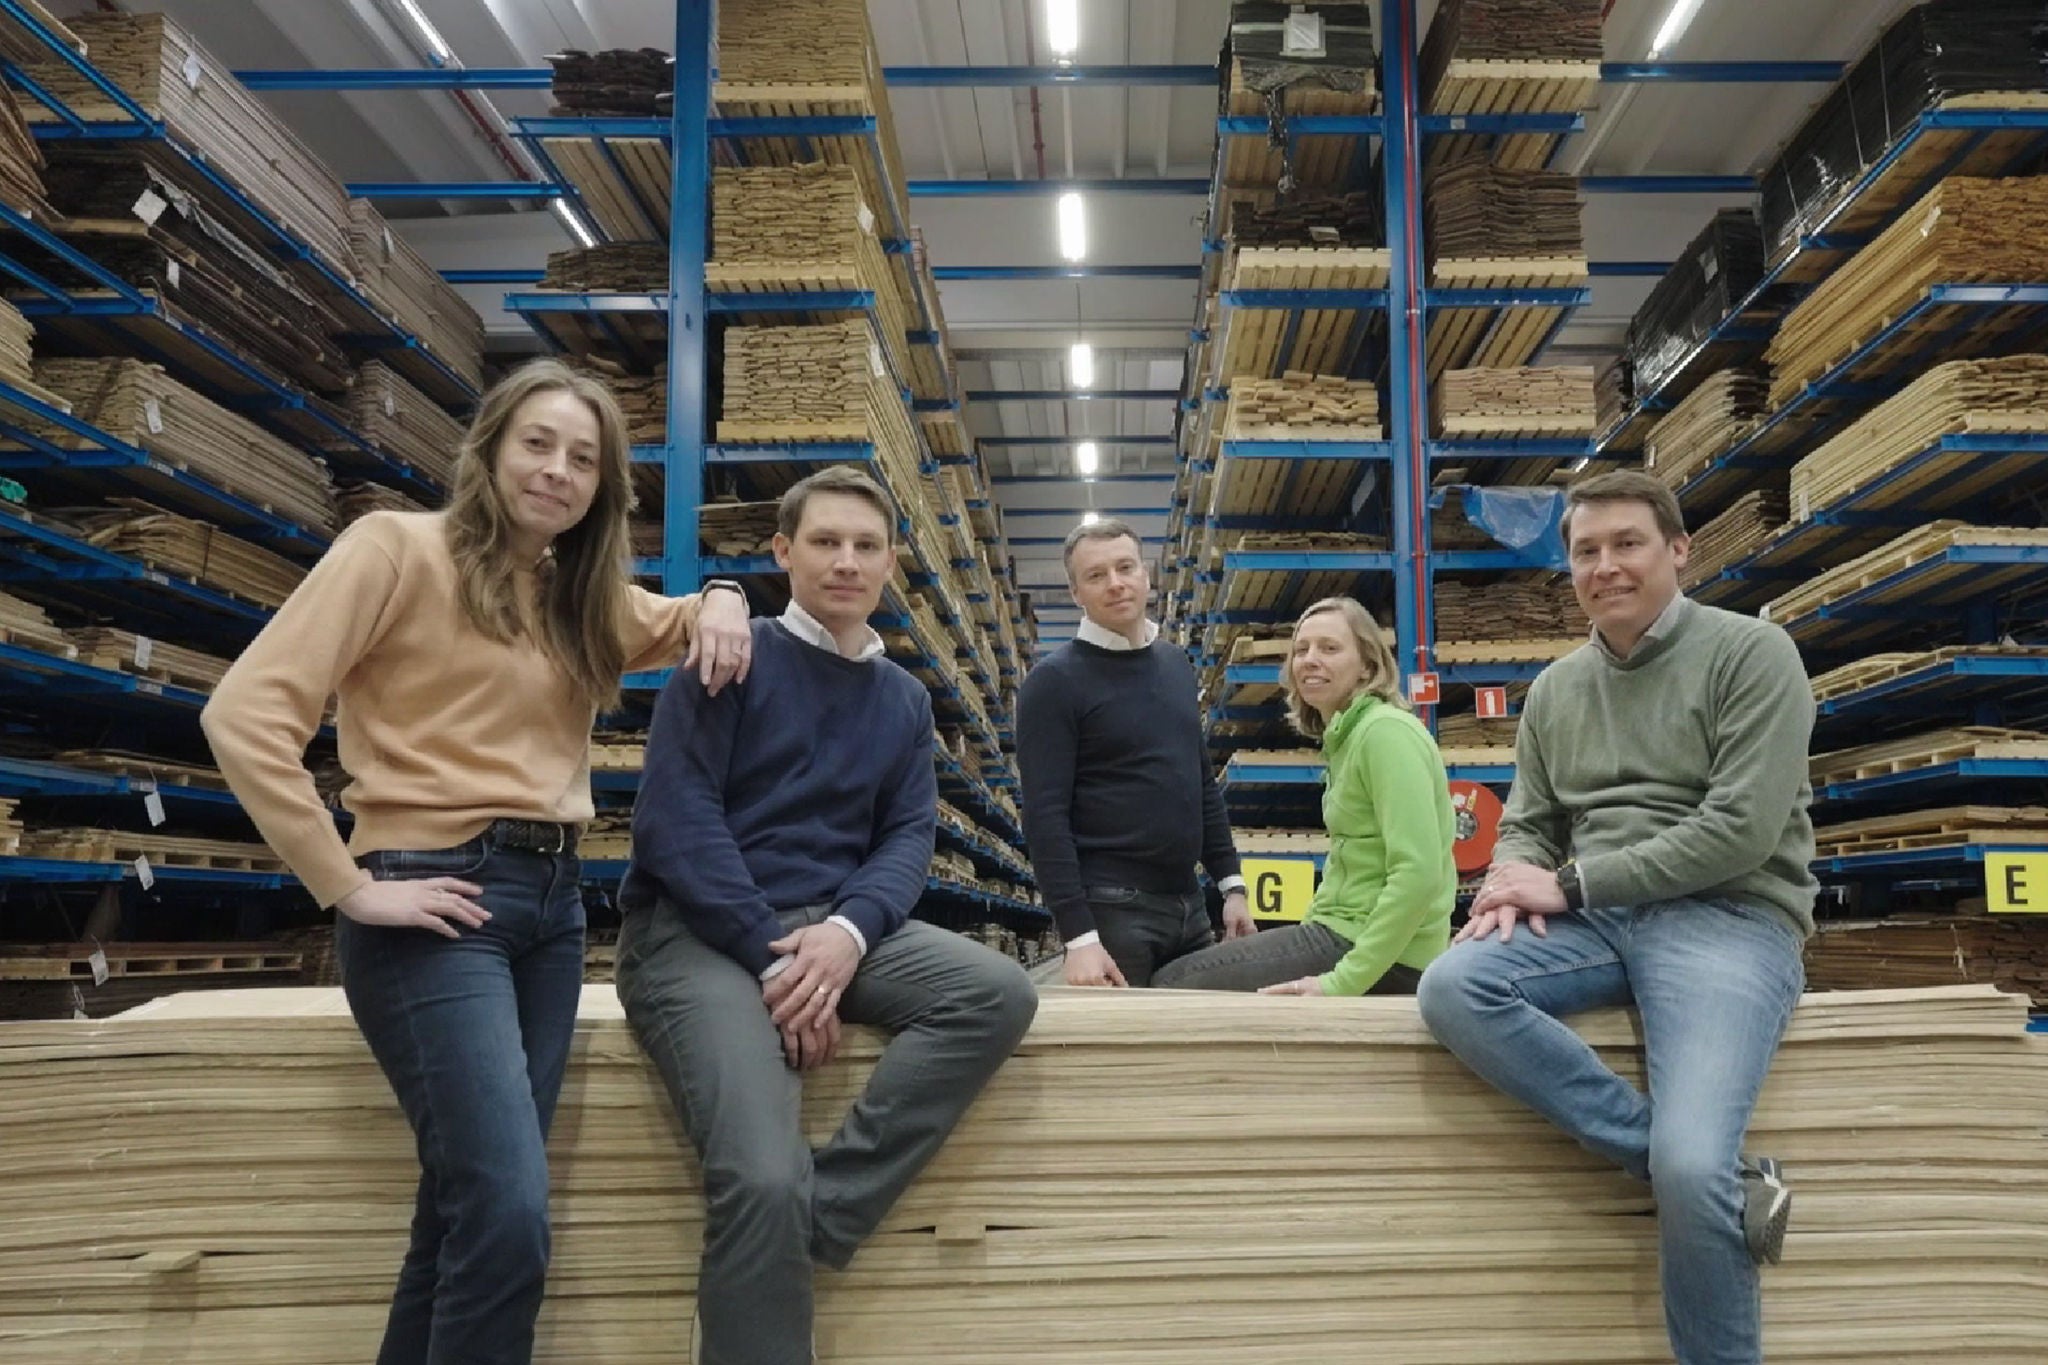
[780,600,886,662]
[1076,617,1160,652]
[1592,590,1690,660]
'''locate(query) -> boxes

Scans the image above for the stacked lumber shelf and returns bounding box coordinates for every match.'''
[539,50,671,239]
[1808,645,2048,709]
[1437,712,1519,749]
[0,83,46,220]
[71,504,307,609]
[1433,365,1596,438]
[1433,578,1587,650]
[1811,728,2048,787]
[1805,919,2048,1009]
[0,298,32,390]
[48,750,227,790]
[60,631,229,692]
[1214,245,1389,382]
[335,481,425,528]
[1765,522,2048,636]
[0,797,19,852]
[15,827,281,870]
[1643,368,1770,491]
[1426,164,1587,381]
[1218,15,1376,197]
[1224,373,1382,440]
[1421,0,1604,171]
[542,242,669,292]
[1813,806,2048,860]
[1766,177,2048,409]
[0,1,79,66]
[343,200,486,394]
[23,358,337,534]
[36,985,2048,1360]
[696,501,778,557]
[1681,490,1789,593]
[0,588,75,659]
[336,362,469,491]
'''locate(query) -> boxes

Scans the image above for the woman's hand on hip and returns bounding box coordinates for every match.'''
[336,877,489,938]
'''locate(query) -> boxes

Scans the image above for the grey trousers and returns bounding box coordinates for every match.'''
[1085,885,1215,987]
[1152,919,1423,995]
[615,900,1037,1365]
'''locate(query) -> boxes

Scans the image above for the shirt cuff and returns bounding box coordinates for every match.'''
[1216,876,1247,895]
[826,914,869,957]
[759,955,794,982]
[1066,930,1101,949]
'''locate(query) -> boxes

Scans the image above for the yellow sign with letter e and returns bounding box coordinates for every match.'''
[1243,856,1318,923]
[1986,852,2048,914]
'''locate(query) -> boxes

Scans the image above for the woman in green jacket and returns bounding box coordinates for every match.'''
[1153,596,1456,996]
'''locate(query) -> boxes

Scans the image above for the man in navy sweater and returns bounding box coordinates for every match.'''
[616,465,1037,1365]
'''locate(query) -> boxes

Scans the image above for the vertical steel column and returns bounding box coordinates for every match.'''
[664,1,713,594]
[1382,0,1430,694]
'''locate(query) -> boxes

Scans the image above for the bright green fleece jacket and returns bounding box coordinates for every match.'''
[1308,694,1457,995]
[1496,595,1818,936]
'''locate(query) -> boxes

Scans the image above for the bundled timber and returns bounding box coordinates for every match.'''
[0,588,73,658]
[1767,177,2048,407]
[1428,164,1584,262]
[3,987,2042,1362]
[338,362,466,491]
[0,83,47,220]
[1811,727,2048,785]
[698,501,779,556]
[1810,644,2048,703]
[0,298,31,389]
[26,358,336,534]
[345,201,486,393]
[1643,368,1769,490]
[16,827,281,870]
[0,2,79,67]
[548,48,671,116]
[542,242,669,292]
[1420,0,1603,172]
[1594,354,1631,434]
[1813,805,2048,859]
[1681,490,1788,591]
[1224,373,1382,439]
[1433,365,1596,437]
[1437,712,1519,748]
[1765,522,2048,626]
[71,504,306,609]
[1220,9,1376,192]
[1789,354,2048,520]
[48,749,228,789]
[335,481,425,528]
[0,943,303,1022]
[1435,577,1587,642]
[1805,918,2048,1009]
[1226,192,1382,248]
[61,630,230,691]
[20,13,359,280]
[1431,488,1498,551]
[1422,0,1604,64]
[0,796,18,852]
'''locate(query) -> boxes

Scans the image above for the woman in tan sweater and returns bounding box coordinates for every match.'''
[202,359,749,1365]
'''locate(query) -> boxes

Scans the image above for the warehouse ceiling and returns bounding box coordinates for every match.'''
[54,0,1932,625]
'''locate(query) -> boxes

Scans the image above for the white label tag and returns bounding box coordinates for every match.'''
[144,792,166,827]
[383,392,396,417]
[382,226,394,260]
[868,342,885,377]
[133,634,154,668]
[857,202,876,234]
[133,189,167,227]
[1309,225,1340,243]
[166,260,180,290]
[144,398,163,435]
[183,51,202,89]
[134,855,155,889]
[1698,248,1718,284]
[88,947,109,986]
[1281,12,1327,56]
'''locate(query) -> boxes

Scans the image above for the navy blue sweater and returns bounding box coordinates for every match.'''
[619,618,938,976]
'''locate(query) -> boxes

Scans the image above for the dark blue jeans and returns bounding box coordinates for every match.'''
[336,838,586,1365]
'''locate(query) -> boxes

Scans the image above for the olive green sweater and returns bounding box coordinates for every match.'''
[1496,595,1818,936]
[1308,695,1457,995]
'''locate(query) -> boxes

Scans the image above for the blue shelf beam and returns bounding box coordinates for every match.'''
[1579,175,1757,194]
[442,268,548,285]
[1602,61,1846,83]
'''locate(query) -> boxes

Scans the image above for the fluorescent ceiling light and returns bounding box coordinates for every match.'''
[1081,510,1100,526]
[1070,341,1094,388]
[1046,0,1079,57]
[1056,192,1086,262]
[1648,0,1710,58]
[1075,441,1099,474]
[550,198,598,248]
[387,0,455,63]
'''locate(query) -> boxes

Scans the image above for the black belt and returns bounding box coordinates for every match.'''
[487,818,578,855]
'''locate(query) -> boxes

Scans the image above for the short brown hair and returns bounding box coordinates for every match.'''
[1561,470,1686,544]
[777,464,897,543]
[1062,516,1142,580]
[1282,597,1405,738]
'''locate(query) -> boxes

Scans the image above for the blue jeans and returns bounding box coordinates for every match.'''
[337,839,587,1365]
[1417,897,1805,1365]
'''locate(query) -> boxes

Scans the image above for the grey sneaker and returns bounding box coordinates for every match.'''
[1740,1156,1791,1266]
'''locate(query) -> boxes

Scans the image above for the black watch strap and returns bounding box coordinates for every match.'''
[1558,860,1586,912]
[701,578,745,599]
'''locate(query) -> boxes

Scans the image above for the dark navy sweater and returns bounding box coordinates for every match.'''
[619,618,937,976]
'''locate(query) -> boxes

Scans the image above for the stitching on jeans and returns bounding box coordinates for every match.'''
[1497,952,1623,992]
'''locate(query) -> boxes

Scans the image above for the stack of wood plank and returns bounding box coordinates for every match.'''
[1428,164,1584,262]
[0,588,74,658]
[1766,177,2048,407]
[1805,918,2048,1009]
[1810,644,2048,705]
[1437,712,1520,749]
[20,13,359,281]
[542,243,669,292]
[0,83,47,220]
[1226,192,1382,248]
[1765,521,2044,627]
[49,749,227,790]
[0,1,79,67]
[1423,0,1605,65]
[72,504,306,609]
[0,297,33,389]
[1224,373,1381,439]
[1788,354,2048,520]
[338,362,466,491]
[1434,365,1596,436]
[1431,489,1498,551]
[16,828,280,869]
[548,48,671,116]
[598,367,667,446]
[1434,578,1588,643]
[1813,806,2048,860]
[1643,369,1770,490]
[27,358,337,534]
[335,481,426,528]
[698,501,779,556]
[62,630,230,691]
[345,200,486,393]
[1811,728,2048,787]
[6,986,2042,1362]
[0,796,19,852]
[1680,489,1789,591]
[0,943,303,1022]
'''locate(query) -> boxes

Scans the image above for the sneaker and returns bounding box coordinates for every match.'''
[691,1305,701,1365]
[1740,1156,1791,1266]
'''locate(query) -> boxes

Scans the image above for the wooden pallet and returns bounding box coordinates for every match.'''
[1812,805,2048,858]
[1440,744,1516,768]
[16,828,284,871]
[1811,728,2048,784]
[48,750,228,790]
[0,943,301,981]
[1433,637,1582,664]
[1810,645,2048,703]
[1767,524,2048,626]
[64,629,231,692]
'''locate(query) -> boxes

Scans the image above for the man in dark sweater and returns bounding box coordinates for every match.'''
[1017,518,1252,987]
[616,466,1037,1365]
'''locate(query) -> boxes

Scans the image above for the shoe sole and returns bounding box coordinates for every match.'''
[1751,1183,1791,1266]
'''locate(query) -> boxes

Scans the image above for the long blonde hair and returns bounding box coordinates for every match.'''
[1282,596,1405,739]
[442,359,636,712]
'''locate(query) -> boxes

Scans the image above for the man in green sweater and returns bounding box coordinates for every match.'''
[1417,471,1815,1365]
